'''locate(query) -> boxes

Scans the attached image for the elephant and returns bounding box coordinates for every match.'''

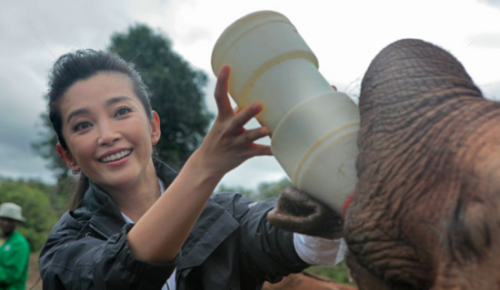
[268,38,500,290]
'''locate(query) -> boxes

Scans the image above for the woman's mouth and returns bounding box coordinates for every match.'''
[99,149,133,163]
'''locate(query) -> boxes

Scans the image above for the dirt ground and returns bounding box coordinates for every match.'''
[27,253,42,290]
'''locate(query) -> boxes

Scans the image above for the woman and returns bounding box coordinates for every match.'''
[39,50,344,290]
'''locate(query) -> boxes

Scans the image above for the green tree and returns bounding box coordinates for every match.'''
[32,24,213,206]
[32,108,76,212]
[254,178,293,201]
[0,178,57,252]
[216,178,292,201]
[216,184,254,197]
[109,24,213,170]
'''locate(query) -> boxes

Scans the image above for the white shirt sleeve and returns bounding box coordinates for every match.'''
[293,233,347,266]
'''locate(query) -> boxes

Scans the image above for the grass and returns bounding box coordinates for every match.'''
[306,261,355,286]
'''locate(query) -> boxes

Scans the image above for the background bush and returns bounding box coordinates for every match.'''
[0,178,57,251]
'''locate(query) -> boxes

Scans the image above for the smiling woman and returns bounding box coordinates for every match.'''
[56,72,162,217]
[47,51,155,211]
[38,50,346,290]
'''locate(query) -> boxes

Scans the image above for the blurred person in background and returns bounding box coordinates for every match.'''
[0,202,30,290]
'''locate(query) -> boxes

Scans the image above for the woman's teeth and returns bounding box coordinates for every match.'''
[100,150,132,163]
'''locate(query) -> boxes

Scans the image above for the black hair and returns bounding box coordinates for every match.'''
[47,50,153,210]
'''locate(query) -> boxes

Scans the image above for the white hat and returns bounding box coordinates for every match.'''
[0,203,25,222]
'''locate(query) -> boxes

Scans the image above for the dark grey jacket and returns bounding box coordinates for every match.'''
[39,160,309,290]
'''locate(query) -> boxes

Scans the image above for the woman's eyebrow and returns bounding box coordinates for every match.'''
[67,108,90,124]
[106,96,133,107]
[66,96,133,124]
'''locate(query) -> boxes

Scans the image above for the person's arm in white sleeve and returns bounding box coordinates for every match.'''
[293,233,347,266]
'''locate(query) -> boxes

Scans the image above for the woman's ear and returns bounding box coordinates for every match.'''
[150,111,161,146]
[56,144,80,173]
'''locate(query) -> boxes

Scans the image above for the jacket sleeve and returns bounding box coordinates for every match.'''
[214,193,310,283]
[0,238,29,285]
[39,214,178,290]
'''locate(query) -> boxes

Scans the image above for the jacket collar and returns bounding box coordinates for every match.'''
[74,158,178,239]
[2,230,20,243]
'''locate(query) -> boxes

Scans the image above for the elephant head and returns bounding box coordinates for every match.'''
[347,38,500,290]
[270,38,500,290]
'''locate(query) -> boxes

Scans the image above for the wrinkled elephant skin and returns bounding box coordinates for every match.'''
[345,39,500,290]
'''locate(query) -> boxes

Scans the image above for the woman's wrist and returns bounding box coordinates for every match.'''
[184,149,225,187]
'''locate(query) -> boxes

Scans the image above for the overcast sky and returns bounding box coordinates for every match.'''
[1,0,499,191]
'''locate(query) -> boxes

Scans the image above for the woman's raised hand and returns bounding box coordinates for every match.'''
[195,66,272,177]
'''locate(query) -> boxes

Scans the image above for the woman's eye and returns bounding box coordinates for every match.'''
[116,107,132,117]
[74,121,92,132]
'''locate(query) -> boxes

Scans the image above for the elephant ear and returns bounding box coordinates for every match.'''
[267,186,343,239]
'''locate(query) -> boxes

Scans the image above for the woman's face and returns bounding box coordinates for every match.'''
[58,72,160,189]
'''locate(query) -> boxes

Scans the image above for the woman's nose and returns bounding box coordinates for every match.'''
[97,121,121,146]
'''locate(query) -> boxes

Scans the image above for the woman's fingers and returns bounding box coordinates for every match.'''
[236,126,269,145]
[228,102,263,133]
[214,66,233,120]
[247,144,273,156]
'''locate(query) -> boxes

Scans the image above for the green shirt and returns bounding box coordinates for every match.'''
[0,231,30,290]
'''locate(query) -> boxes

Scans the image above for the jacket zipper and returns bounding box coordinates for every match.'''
[89,224,110,239]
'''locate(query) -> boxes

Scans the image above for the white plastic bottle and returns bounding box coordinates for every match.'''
[211,10,359,212]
